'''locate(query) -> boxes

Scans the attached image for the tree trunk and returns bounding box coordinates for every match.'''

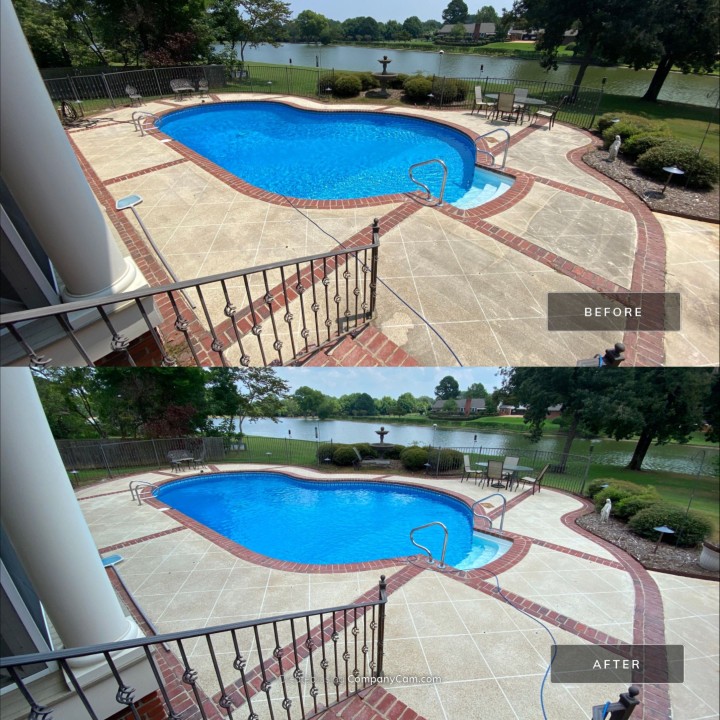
[627,427,654,470]
[642,55,674,102]
[556,414,579,472]
[570,44,596,101]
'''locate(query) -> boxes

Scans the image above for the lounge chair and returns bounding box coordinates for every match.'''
[170,78,194,101]
[125,84,143,106]
[352,446,391,470]
[461,454,480,484]
[471,86,493,117]
[485,460,505,489]
[516,464,550,495]
[491,92,522,124]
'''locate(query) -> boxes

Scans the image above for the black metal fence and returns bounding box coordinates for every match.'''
[429,75,604,128]
[0,576,388,720]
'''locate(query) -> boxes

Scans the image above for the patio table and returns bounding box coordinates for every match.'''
[503,464,533,490]
[168,450,194,471]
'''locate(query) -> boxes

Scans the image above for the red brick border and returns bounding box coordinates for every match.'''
[99,525,187,554]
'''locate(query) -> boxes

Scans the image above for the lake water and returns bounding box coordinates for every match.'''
[238,416,718,476]
[238,43,719,108]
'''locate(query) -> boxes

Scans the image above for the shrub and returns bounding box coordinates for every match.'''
[439,78,467,102]
[621,132,673,160]
[594,486,642,512]
[354,443,378,458]
[587,478,646,499]
[637,142,719,189]
[614,494,662,521]
[426,448,464,472]
[389,73,408,89]
[355,72,380,91]
[382,444,406,460]
[400,446,429,471]
[403,75,433,101]
[332,74,362,98]
[601,118,664,147]
[332,445,358,466]
[597,113,657,134]
[628,504,712,547]
[317,443,335,462]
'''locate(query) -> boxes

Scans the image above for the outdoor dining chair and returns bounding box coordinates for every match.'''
[197,79,210,98]
[502,456,520,488]
[461,454,480,484]
[471,86,493,117]
[125,85,142,107]
[512,88,529,121]
[516,464,550,495]
[485,460,505,489]
[532,97,566,130]
[491,92,522,124]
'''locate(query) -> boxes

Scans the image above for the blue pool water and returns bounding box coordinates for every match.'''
[155,472,509,568]
[157,102,512,207]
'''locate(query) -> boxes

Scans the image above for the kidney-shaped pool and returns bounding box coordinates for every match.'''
[157,102,512,208]
[155,472,509,569]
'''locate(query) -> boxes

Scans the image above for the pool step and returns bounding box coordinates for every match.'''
[298,326,419,367]
[452,178,513,210]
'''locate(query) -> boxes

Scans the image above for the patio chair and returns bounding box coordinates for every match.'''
[461,454,480,484]
[532,97,565,130]
[192,447,207,469]
[513,88,529,121]
[125,85,143,106]
[516,464,550,495]
[197,79,210,98]
[491,92,522,124]
[170,78,194,101]
[502,456,520,487]
[485,460,505,489]
[471,86,493,117]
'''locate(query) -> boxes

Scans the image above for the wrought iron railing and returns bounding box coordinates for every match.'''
[0,235,380,368]
[0,577,388,720]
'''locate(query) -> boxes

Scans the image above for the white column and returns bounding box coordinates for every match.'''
[0,0,138,301]
[0,369,141,651]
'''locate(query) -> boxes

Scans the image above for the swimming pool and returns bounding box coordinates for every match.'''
[155,472,509,569]
[157,102,512,207]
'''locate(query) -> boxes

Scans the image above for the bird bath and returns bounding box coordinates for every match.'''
[370,426,392,457]
[372,55,397,98]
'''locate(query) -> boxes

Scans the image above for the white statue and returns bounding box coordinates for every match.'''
[607,135,621,162]
[600,498,612,522]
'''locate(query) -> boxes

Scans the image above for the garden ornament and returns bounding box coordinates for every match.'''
[607,135,621,162]
[600,498,612,522]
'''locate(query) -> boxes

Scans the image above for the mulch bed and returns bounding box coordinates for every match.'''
[583,148,719,223]
[577,512,719,581]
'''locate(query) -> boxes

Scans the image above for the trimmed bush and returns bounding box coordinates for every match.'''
[637,142,719,189]
[628,504,712,547]
[332,74,362,98]
[403,75,433,101]
[332,445,358,466]
[587,478,646,499]
[597,113,657,134]
[594,486,642,512]
[601,118,664,148]
[439,78,468,103]
[382,444,406,460]
[389,73,409,89]
[400,446,429,471]
[317,443,335,462]
[355,72,380,91]
[614,494,662,521]
[621,132,673,160]
[354,443,378,459]
[426,448,464,472]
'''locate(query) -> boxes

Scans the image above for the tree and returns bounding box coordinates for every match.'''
[474,5,500,23]
[348,393,376,416]
[293,9,329,42]
[464,382,488,398]
[704,373,720,443]
[451,23,467,40]
[443,398,458,412]
[402,15,423,38]
[218,0,291,65]
[435,375,460,400]
[294,386,325,417]
[636,0,719,102]
[341,16,380,40]
[317,397,339,419]
[14,0,72,67]
[382,20,403,40]
[206,367,289,437]
[396,392,417,415]
[515,0,645,96]
[442,0,469,24]
[376,396,397,415]
[600,369,713,470]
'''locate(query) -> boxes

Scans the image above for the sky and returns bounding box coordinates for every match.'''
[286,0,508,23]
[273,367,502,397]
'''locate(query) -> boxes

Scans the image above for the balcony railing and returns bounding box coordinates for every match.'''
[0,228,380,368]
[0,577,388,720]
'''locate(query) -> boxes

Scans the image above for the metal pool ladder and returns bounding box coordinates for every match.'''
[129,480,158,506]
[471,493,507,535]
[409,521,449,568]
[131,111,159,137]
[474,128,510,169]
[408,158,448,205]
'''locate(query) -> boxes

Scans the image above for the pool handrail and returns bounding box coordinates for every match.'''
[474,128,510,169]
[472,493,507,534]
[410,521,449,568]
[131,110,159,137]
[408,158,448,205]
[128,479,158,506]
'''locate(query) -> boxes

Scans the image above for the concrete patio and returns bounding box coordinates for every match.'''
[67,94,719,367]
[77,464,719,720]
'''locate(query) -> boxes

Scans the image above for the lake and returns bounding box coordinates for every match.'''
[237,417,718,477]
[238,43,719,108]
